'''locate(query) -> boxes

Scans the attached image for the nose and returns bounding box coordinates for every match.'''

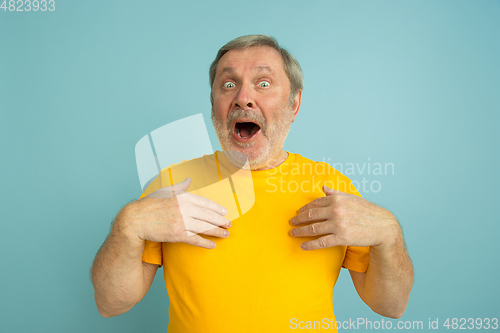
[233,84,255,110]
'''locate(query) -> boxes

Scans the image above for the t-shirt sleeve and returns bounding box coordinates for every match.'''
[142,240,163,267]
[138,160,191,267]
[342,245,369,272]
[138,173,168,267]
[327,166,370,273]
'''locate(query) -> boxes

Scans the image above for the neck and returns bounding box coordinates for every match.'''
[254,149,289,171]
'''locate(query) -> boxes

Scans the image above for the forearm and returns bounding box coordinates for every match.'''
[363,223,413,318]
[91,206,148,317]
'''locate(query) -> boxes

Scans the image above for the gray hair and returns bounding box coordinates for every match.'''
[209,35,304,105]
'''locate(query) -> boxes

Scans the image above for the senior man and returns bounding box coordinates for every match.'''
[91,35,413,332]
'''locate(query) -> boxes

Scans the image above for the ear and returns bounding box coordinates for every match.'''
[291,89,302,123]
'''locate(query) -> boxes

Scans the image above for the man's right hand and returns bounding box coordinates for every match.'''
[117,177,231,249]
[92,177,229,317]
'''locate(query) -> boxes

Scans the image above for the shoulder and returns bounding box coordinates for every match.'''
[141,152,217,198]
[288,152,346,177]
[288,152,361,197]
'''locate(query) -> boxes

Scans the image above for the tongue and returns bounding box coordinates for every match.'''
[240,127,252,138]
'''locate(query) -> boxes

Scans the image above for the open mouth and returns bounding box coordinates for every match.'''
[233,122,261,141]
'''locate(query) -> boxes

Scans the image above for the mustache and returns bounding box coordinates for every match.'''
[226,109,267,134]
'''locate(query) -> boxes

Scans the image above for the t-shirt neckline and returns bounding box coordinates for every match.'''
[250,151,296,178]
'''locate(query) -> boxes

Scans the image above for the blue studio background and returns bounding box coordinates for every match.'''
[1,1,499,332]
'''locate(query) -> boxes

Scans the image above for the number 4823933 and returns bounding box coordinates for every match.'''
[1,0,55,11]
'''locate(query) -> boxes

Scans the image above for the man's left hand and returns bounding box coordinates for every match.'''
[289,185,400,250]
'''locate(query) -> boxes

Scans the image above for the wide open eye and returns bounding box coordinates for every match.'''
[224,82,236,88]
[258,81,270,88]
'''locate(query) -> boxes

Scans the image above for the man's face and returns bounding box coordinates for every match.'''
[211,46,301,170]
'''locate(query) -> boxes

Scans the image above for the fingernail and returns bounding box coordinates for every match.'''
[222,208,228,215]
[224,230,229,237]
[300,243,306,250]
[290,229,296,236]
[289,217,295,225]
[227,221,232,228]
[212,242,216,248]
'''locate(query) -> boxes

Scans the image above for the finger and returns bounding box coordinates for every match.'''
[300,234,338,251]
[290,221,331,238]
[188,205,231,227]
[290,207,330,226]
[297,196,331,215]
[184,224,229,238]
[322,185,341,196]
[181,192,228,216]
[200,226,230,238]
[171,177,191,193]
[183,217,229,235]
[182,234,218,249]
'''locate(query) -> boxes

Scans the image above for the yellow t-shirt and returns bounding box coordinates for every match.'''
[140,151,369,332]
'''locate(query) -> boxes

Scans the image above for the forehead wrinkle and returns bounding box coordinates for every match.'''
[218,65,274,77]
[219,67,235,75]
[257,65,272,73]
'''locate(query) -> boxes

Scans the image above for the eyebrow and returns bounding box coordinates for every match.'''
[219,65,273,75]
